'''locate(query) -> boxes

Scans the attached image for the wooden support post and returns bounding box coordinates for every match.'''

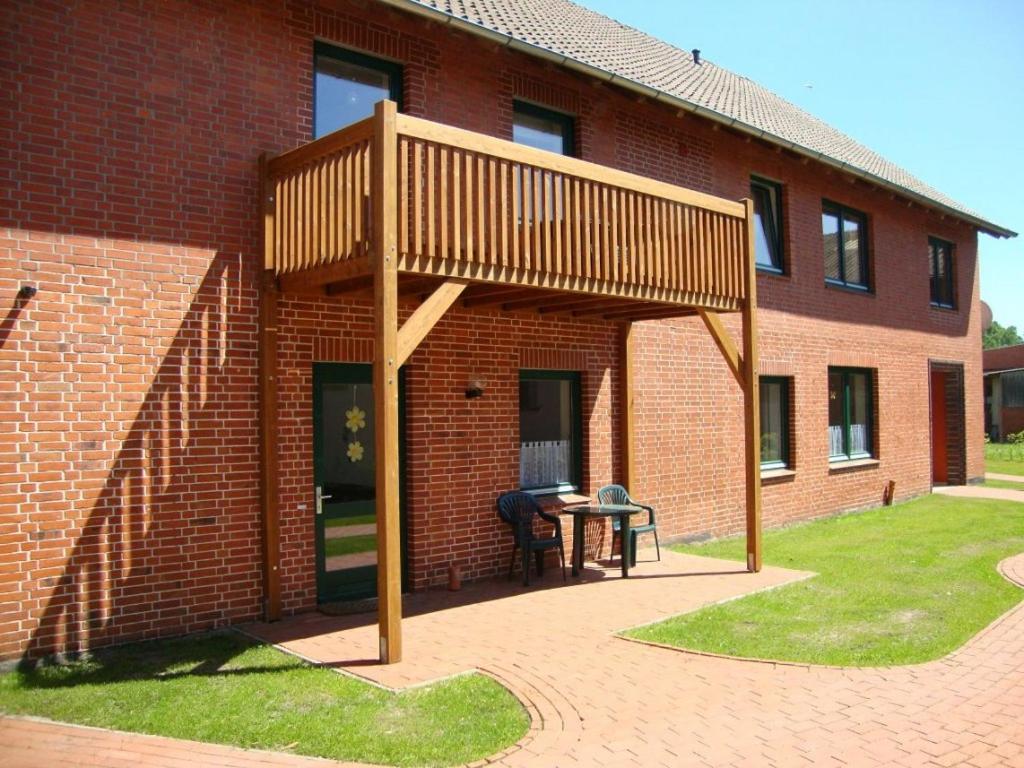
[373,100,402,663]
[741,198,763,573]
[396,278,467,366]
[258,154,282,620]
[620,322,636,492]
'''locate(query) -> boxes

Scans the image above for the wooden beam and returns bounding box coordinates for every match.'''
[741,198,763,573]
[603,306,693,322]
[461,287,536,307]
[398,276,443,296]
[396,279,468,366]
[697,308,744,387]
[620,322,636,492]
[541,295,633,314]
[572,300,658,317]
[325,274,375,296]
[373,100,402,663]
[497,291,566,311]
[277,256,372,294]
[258,154,282,622]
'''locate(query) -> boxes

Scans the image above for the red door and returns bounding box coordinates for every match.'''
[931,370,948,484]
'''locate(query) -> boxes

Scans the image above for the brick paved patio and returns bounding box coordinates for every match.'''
[3,542,1023,767]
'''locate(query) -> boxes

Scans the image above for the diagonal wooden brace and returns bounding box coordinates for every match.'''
[396,279,468,366]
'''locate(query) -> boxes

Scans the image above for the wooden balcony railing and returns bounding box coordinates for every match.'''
[262,102,753,312]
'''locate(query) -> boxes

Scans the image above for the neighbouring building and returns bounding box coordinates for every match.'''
[984,344,1024,440]
[1,0,1015,663]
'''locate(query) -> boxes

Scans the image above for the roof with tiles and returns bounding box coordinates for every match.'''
[389,0,1013,236]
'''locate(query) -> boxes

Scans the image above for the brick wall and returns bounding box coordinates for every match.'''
[0,0,985,660]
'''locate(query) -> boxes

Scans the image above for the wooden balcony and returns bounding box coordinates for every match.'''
[261,101,753,320]
[257,101,762,666]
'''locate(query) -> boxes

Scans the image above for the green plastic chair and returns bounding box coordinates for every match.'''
[496,491,567,586]
[596,484,660,566]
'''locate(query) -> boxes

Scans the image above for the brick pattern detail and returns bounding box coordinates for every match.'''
[0,0,987,660]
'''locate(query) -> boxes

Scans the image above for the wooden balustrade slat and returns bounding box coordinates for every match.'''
[427,143,436,259]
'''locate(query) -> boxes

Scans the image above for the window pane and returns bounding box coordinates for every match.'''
[842,214,863,286]
[753,184,779,269]
[828,370,844,456]
[822,212,841,280]
[513,109,571,155]
[848,372,870,456]
[315,55,392,137]
[760,378,787,466]
[520,378,575,490]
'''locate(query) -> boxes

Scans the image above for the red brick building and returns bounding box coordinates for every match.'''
[1,0,1014,662]
[984,344,1024,440]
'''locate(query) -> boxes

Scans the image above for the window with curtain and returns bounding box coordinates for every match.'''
[519,370,581,493]
[828,368,874,460]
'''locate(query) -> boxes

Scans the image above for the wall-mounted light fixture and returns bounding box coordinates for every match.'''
[465,379,486,399]
[18,285,37,300]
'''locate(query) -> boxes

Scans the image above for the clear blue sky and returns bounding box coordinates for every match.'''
[583,0,1024,332]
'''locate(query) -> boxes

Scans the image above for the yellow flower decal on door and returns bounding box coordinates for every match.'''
[346,441,364,462]
[345,406,366,433]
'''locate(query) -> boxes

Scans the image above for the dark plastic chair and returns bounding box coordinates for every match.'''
[496,491,566,586]
[596,484,660,566]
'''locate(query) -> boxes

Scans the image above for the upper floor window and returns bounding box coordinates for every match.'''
[512,101,575,156]
[828,367,874,461]
[519,370,582,494]
[314,42,402,139]
[751,177,784,273]
[929,237,955,309]
[822,201,870,291]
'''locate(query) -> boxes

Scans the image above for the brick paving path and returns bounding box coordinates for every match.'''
[4,495,1024,767]
[984,472,1024,484]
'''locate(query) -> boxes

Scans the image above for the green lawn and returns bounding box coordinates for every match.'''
[0,632,527,767]
[984,478,1024,492]
[986,441,1024,476]
[326,514,376,528]
[626,496,1024,666]
[325,534,377,557]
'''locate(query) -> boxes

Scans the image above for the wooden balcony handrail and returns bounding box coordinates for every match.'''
[261,101,753,311]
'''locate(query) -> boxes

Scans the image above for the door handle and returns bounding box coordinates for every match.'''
[315,486,333,515]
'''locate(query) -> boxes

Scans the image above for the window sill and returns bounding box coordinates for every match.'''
[828,458,880,473]
[535,492,590,512]
[760,468,796,483]
[929,302,958,313]
[825,280,874,296]
[756,265,787,278]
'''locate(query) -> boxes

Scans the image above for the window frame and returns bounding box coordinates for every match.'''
[828,367,875,462]
[928,236,956,309]
[312,41,404,139]
[751,177,785,274]
[518,369,583,495]
[822,200,871,292]
[759,376,791,470]
[512,100,576,157]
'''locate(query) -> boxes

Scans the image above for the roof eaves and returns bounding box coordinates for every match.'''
[378,0,1017,239]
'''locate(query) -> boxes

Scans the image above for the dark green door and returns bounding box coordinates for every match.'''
[313,363,406,603]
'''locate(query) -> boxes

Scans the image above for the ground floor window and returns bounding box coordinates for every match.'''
[519,370,581,493]
[760,376,791,469]
[828,367,874,460]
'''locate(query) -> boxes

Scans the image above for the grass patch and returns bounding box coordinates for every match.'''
[626,496,1024,666]
[325,534,377,557]
[986,441,1024,476]
[984,478,1024,492]
[326,514,376,528]
[0,632,528,767]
